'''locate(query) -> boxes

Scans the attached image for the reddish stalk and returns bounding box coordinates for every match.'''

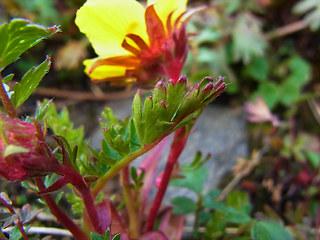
[59,166,104,234]
[0,197,29,240]
[34,177,89,240]
[0,78,18,118]
[146,127,188,232]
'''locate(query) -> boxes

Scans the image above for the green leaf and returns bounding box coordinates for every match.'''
[196,28,223,44]
[3,145,29,157]
[171,196,197,214]
[170,165,209,194]
[305,151,320,169]
[55,192,64,203]
[287,56,311,85]
[91,232,105,240]
[203,189,223,209]
[2,74,14,83]
[35,99,52,121]
[251,221,292,240]
[9,225,23,240]
[0,19,58,70]
[254,82,279,109]
[244,57,269,81]
[278,80,300,106]
[101,107,118,124]
[21,181,38,192]
[219,205,252,224]
[226,191,251,214]
[11,56,51,107]
[293,0,320,31]
[44,173,59,188]
[232,13,266,63]
[45,103,89,175]
[112,234,120,240]
[14,0,60,26]
[215,0,241,15]
[105,229,111,240]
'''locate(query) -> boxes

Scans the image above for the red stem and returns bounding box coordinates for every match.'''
[0,80,18,118]
[59,166,105,234]
[145,127,188,232]
[34,177,89,240]
[0,198,29,240]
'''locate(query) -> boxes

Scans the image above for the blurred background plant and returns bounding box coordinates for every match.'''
[1,0,320,239]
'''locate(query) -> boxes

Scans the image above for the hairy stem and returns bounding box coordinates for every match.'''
[0,197,29,240]
[0,76,17,118]
[120,165,140,238]
[34,177,89,240]
[59,166,104,234]
[146,127,188,232]
[92,136,165,198]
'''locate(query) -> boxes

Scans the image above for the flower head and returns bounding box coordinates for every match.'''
[0,114,59,181]
[244,97,281,127]
[75,0,195,86]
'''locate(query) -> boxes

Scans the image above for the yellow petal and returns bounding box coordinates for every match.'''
[147,0,187,25]
[75,0,148,58]
[84,58,127,80]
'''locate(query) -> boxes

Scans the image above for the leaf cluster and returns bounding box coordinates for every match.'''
[90,77,224,187]
[0,19,58,107]
[91,229,120,240]
[294,0,320,31]
[169,152,293,240]
[0,193,40,240]
[246,54,311,109]
[133,77,225,145]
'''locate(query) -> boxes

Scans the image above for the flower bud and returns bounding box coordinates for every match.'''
[0,114,59,181]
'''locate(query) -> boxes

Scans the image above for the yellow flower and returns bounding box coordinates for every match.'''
[75,0,192,86]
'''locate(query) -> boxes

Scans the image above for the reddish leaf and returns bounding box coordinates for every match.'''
[159,208,185,240]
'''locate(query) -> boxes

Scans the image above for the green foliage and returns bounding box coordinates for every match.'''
[244,57,269,81]
[100,107,141,156]
[0,18,58,70]
[294,0,320,30]
[11,56,51,107]
[65,193,84,216]
[2,74,14,83]
[170,165,209,195]
[170,151,210,194]
[232,13,267,63]
[91,229,120,240]
[45,103,90,174]
[249,55,311,109]
[34,99,53,121]
[133,78,224,145]
[0,193,37,240]
[305,150,320,169]
[251,221,292,240]
[0,19,57,113]
[14,0,60,25]
[171,196,197,214]
[130,167,144,194]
